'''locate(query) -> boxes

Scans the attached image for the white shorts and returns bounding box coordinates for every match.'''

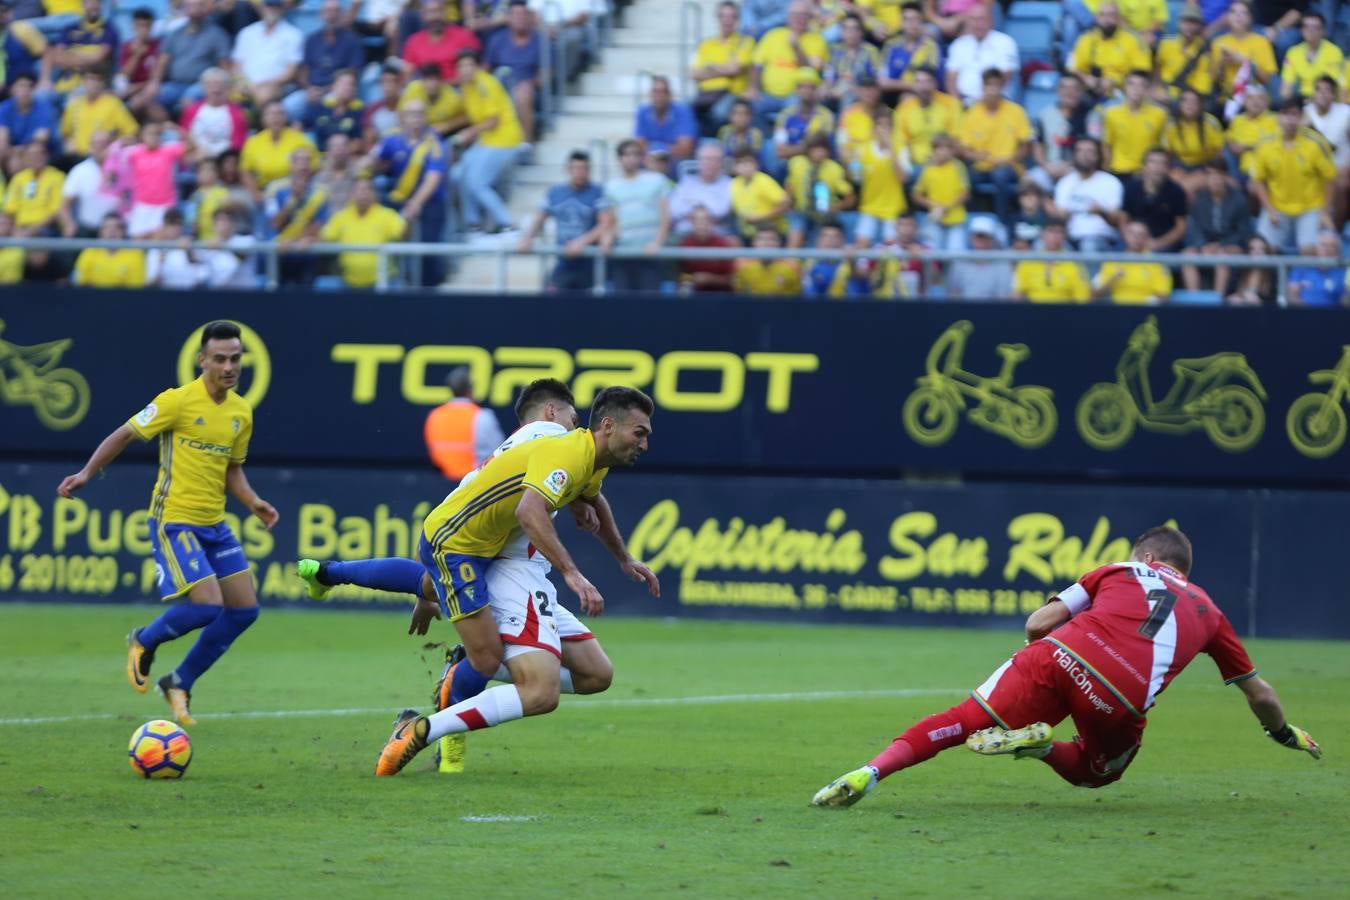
[487,558,593,661]
[127,202,172,237]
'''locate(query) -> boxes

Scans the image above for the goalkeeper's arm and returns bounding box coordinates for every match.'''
[1236,675,1322,760]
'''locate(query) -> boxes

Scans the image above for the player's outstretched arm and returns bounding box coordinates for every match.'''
[1237,675,1322,760]
[226,463,279,530]
[578,493,660,598]
[57,424,139,498]
[517,489,604,615]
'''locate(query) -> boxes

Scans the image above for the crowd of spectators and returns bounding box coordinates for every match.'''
[520,0,1350,305]
[4,0,1350,305]
[0,0,613,288]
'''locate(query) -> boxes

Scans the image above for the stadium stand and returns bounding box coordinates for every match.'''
[0,0,1349,304]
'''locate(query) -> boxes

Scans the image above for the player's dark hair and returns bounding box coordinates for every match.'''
[200,321,242,348]
[1133,526,1193,575]
[590,386,654,428]
[567,149,590,165]
[515,378,575,422]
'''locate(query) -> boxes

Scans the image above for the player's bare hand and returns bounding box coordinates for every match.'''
[408,597,442,635]
[570,502,601,534]
[251,499,280,530]
[620,557,661,598]
[564,568,604,616]
[57,471,89,498]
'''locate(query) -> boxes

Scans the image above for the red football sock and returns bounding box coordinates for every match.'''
[867,697,995,780]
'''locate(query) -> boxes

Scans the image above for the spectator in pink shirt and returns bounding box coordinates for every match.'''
[402,0,481,80]
[124,122,189,236]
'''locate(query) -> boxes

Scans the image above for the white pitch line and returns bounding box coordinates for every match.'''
[0,687,963,727]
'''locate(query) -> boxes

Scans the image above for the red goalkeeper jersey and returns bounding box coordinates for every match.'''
[1045,562,1257,717]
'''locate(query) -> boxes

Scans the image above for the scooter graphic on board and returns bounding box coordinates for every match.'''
[1076,315,1266,452]
[1286,346,1350,458]
[902,320,1057,448]
[0,319,92,430]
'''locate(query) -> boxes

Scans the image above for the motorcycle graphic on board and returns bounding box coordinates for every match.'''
[1076,315,1266,453]
[902,319,1057,449]
[0,319,92,430]
[1286,346,1350,458]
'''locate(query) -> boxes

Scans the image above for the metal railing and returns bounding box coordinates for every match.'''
[0,235,1329,303]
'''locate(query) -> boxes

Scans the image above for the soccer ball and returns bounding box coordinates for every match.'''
[128,719,193,779]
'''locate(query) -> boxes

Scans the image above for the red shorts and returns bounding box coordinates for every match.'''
[972,640,1148,781]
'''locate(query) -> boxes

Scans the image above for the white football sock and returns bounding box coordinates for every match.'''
[426,684,524,740]
[492,664,575,694]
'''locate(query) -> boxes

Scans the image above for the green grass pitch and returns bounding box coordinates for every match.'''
[2,604,1347,898]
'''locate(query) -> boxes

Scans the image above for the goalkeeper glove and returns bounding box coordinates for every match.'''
[1266,723,1322,760]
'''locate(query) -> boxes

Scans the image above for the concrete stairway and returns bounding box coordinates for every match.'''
[441,0,716,292]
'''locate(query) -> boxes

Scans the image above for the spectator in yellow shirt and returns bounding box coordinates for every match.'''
[1093,219,1172,303]
[733,226,802,295]
[892,66,961,167]
[853,107,909,247]
[1012,219,1091,303]
[690,0,757,133]
[1069,2,1152,99]
[3,142,64,235]
[319,177,408,288]
[1114,0,1169,45]
[1161,88,1225,193]
[1102,70,1169,176]
[835,76,882,165]
[1154,3,1212,99]
[748,0,828,129]
[785,133,855,248]
[400,64,466,138]
[0,212,24,283]
[74,213,146,288]
[58,70,137,161]
[1280,12,1343,101]
[1225,83,1278,177]
[1210,1,1276,96]
[729,147,790,239]
[241,100,317,205]
[452,50,525,236]
[956,68,1031,226]
[1251,101,1335,254]
[912,133,969,250]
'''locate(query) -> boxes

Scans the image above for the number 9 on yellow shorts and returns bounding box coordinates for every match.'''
[417,534,492,621]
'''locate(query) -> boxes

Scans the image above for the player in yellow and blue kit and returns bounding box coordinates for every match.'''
[375,386,660,776]
[58,322,278,725]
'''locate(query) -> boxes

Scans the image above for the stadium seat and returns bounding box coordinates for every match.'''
[1023,87,1057,122]
[1171,289,1223,306]
[1007,1,1062,24]
[1027,69,1061,92]
[291,7,322,34]
[1004,17,1055,64]
[1166,0,1183,33]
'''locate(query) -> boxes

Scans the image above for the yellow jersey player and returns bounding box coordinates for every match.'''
[296,379,627,775]
[57,322,278,725]
[375,386,660,776]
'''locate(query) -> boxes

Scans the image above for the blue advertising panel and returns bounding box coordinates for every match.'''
[4,461,1341,637]
[2,290,1349,483]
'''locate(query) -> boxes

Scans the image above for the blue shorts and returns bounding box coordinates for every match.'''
[148,518,250,600]
[417,533,492,621]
